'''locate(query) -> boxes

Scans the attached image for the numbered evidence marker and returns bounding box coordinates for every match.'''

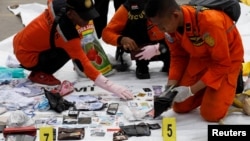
[162,117,176,141]
[40,126,53,141]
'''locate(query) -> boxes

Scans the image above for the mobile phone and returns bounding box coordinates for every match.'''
[107,103,119,115]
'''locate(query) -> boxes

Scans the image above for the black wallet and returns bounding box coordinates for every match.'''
[119,122,151,137]
[153,87,178,118]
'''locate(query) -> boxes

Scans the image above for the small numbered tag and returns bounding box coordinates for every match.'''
[40,126,53,141]
[162,117,176,141]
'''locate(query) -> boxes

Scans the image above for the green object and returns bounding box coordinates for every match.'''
[0,66,25,79]
[75,21,115,76]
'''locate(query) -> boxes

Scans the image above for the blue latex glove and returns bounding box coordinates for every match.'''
[172,86,194,102]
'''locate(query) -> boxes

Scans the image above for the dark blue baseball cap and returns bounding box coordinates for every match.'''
[66,0,99,20]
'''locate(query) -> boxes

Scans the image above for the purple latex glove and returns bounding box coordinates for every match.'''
[135,43,160,60]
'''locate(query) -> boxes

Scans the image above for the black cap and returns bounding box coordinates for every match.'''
[66,0,99,20]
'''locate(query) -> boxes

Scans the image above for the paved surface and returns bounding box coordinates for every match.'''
[0,0,189,42]
[0,0,46,41]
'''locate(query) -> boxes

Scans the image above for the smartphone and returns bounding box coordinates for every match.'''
[107,103,119,115]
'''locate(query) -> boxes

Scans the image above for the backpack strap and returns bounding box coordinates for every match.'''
[49,7,66,49]
[192,5,236,35]
[193,5,209,36]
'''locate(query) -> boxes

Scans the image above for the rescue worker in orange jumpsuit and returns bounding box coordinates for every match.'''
[12,0,133,100]
[145,0,244,122]
[102,0,171,79]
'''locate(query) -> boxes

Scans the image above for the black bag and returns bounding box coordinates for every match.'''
[119,122,151,137]
[44,88,75,113]
[153,87,178,118]
[189,0,241,22]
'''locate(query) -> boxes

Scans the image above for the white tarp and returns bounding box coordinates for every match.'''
[0,2,250,141]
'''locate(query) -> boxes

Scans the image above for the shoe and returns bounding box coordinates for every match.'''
[161,65,169,73]
[136,67,150,79]
[28,71,61,86]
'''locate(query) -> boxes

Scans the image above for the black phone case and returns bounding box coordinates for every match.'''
[107,103,119,115]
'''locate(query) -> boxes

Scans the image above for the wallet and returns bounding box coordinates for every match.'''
[57,127,84,140]
[148,123,161,130]
[119,122,151,137]
[3,126,37,138]
[154,89,178,118]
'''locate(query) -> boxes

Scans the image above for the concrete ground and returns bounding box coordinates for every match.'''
[0,0,46,41]
[0,0,189,42]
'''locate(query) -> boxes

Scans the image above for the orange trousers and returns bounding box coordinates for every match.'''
[172,69,240,122]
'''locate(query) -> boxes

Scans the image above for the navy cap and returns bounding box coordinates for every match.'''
[66,0,99,20]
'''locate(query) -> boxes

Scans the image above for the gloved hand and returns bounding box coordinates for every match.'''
[135,43,160,60]
[94,74,133,100]
[172,86,194,102]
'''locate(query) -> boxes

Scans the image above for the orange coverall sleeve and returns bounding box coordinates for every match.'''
[167,33,190,82]
[102,5,128,46]
[56,38,100,81]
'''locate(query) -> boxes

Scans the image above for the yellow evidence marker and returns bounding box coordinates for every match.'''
[39,126,53,141]
[162,117,176,141]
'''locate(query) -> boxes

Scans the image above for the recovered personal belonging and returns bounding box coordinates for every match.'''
[73,95,107,111]
[119,122,151,137]
[153,85,178,118]
[57,127,85,140]
[44,88,75,113]
[3,126,37,141]
[50,80,74,96]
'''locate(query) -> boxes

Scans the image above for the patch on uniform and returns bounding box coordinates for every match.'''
[85,0,92,8]
[203,33,215,47]
[131,4,139,10]
[188,36,204,46]
[165,33,174,43]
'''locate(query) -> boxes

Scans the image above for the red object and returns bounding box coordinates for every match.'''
[28,71,61,86]
[3,126,37,138]
[87,47,98,61]
[107,128,120,132]
[95,55,103,65]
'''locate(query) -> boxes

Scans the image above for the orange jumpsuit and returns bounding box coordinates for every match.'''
[102,4,167,50]
[167,6,244,121]
[13,0,100,81]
